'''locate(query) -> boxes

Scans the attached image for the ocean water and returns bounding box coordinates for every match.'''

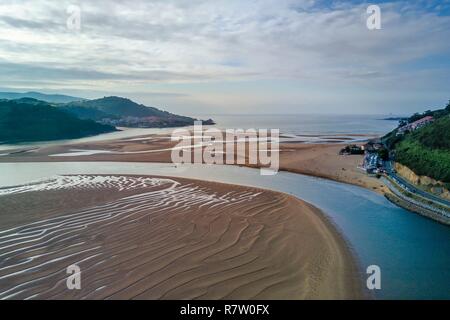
[202,114,399,136]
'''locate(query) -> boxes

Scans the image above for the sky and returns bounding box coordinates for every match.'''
[0,0,449,115]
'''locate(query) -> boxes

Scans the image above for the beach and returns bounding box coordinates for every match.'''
[0,130,392,300]
[1,0,448,303]
[0,174,361,299]
[0,132,388,195]
[276,142,390,195]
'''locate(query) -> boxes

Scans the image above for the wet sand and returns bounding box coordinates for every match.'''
[276,143,389,195]
[0,175,362,300]
[0,132,387,194]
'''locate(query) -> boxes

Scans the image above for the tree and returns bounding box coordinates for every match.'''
[446,100,450,111]
[377,148,389,161]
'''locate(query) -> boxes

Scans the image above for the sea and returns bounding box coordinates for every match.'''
[0,114,400,152]
[200,114,399,136]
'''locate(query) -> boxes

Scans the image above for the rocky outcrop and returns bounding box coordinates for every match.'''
[394,162,450,200]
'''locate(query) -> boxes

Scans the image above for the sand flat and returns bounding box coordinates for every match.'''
[0,132,386,194]
[0,175,361,299]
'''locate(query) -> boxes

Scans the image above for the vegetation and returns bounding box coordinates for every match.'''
[59,105,119,121]
[377,148,389,161]
[383,100,450,182]
[1,93,214,129]
[66,96,172,118]
[399,100,450,126]
[0,99,116,144]
[412,114,450,150]
[63,96,197,126]
[60,96,212,128]
[395,138,450,182]
[0,91,84,103]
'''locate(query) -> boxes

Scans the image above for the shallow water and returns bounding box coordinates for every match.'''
[0,114,398,151]
[201,114,399,136]
[0,127,178,151]
[0,162,448,299]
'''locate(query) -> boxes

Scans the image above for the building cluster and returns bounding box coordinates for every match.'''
[363,153,383,174]
[362,139,385,174]
[99,116,179,128]
[397,116,434,135]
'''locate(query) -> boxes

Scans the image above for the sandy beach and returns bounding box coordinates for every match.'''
[276,142,389,195]
[0,132,388,194]
[0,131,376,300]
[0,174,361,299]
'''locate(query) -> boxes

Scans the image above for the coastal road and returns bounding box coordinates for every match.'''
[385,161,450,208]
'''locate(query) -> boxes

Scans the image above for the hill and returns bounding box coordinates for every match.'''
[384,100,450,183]
[62,96,213,128]
[67,96,170,118]
[0,91,85,103]
[0,99,116,144]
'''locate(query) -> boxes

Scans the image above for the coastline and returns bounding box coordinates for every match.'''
[0,134,388,195]
[253,142,390,196]
[0,174,363,299]
[0,132,387,300]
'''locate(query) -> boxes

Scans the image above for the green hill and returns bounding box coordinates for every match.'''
[62,96,199,127]
[0,91,85,103]
[412,114,450,150]
[0,99,116,144]
[59,105,119,121]
[384,101,450,183]
[68,96,170,118]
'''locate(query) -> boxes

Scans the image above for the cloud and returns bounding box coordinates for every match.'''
[0,0,449,113]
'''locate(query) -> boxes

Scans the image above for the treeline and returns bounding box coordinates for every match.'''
[412,115,450,150]
[0,99,116,144]
[399,101,450,126]
[395,139,450,183]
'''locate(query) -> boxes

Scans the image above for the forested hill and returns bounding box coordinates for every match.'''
[0,91,84,103]
[0,93,214,128]
[0,99,116,144]
[62,96,213,127]
[383,101,450,183]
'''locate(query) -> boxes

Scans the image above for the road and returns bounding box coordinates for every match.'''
[385,161,450,208]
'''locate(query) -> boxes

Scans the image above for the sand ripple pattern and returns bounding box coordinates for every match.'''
[0,175,266,300]
[0,175,174,196]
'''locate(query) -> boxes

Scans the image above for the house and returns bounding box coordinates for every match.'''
[397,116,434,135]
[339,144,364,155]
[363,153,380,174]
[363,139,383,153]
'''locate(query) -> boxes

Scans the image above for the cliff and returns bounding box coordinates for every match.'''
[394,162,450,201]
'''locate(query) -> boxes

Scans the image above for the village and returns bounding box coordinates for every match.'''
[340,115,435,176]
[340,114,450,224]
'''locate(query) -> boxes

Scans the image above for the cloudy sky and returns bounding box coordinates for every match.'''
[0,0,449,115]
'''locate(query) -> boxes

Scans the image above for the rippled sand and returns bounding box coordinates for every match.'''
[0,132,385,195]
[0,175,361,299]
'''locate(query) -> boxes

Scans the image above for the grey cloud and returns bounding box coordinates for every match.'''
[0,0,449,113]
[0,61,142,81]
[0,15,57,29]
[0,59,258,84]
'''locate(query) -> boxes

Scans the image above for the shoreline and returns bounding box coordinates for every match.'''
[0,174,363,299]
[0,134,388,195]
[0,132,386,299]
